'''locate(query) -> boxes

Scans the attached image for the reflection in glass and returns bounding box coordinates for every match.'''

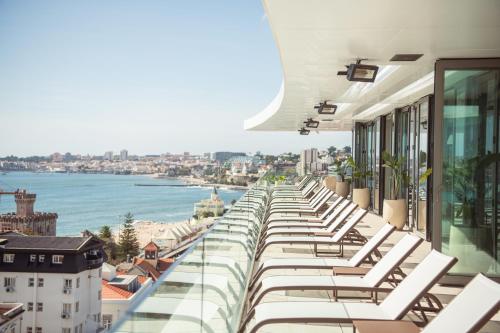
[441,69,500,276]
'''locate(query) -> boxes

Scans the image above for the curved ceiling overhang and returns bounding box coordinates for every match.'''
[245,0,500,132]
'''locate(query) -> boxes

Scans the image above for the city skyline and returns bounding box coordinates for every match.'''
[0,0,352,156]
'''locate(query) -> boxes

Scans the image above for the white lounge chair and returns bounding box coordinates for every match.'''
[249,233,423,306]
[259,201,355,243]
[255,208,368,259]
[238,250,457,333]
[352,273,500,333]
[249,223,396,290]
[263,196,345,227]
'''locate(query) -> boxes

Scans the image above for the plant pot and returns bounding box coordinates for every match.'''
[335,181,350,198]
[323,176,336,191]
[383,199,407,230]
[353,188,370,209]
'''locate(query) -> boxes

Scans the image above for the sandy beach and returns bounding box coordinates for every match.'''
[113,218,215,249]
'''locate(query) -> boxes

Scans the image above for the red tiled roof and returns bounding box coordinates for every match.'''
[134,258,161,280]
[143,241,159,251]
[101,281,133,300]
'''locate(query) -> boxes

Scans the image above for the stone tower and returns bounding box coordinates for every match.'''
[0,190,57,236]
[15,190,36,217]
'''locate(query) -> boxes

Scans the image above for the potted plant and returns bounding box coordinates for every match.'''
[346,156,371,209]
[333,158,350,197]
[381,151,409,230]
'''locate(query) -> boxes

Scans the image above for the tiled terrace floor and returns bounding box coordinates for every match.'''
[244,209,500,333]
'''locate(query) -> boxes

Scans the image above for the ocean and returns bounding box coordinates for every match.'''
[0,172,244,236]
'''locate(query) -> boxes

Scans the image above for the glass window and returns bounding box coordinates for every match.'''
[62,329,70,333]
[75,302,79,313]
[26,327,32,333]
[52,255,64,264]
[36,328,41,333]
[37,303,43,312]
[64,279,72,288]
[27,302,33,311]
[4,277,15,288]
[76,277,80,288]
[103,315,112,330]
[28,278,34,287]
[30,254,37,262]
[38,278,44,287]
[3,254,14,263]
[440,68,500,276]
[39,255,45,263]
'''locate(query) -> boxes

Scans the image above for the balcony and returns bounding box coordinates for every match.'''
[110,175,500,333]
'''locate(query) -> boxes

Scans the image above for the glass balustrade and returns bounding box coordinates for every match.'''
[111,178,270,333]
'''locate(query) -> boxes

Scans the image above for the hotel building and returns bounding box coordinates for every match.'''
[110,1,500,332]
[0,235,105,333]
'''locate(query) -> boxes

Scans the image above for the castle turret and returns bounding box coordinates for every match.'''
[0,190,57,236]
[15,190,36,217]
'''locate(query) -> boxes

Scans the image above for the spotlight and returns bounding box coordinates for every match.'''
[304,118,319,128]
[337,59,379,83]
[298,127,310,135]
[314,101,337,115]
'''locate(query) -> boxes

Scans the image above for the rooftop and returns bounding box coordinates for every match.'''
[0,235,99,251]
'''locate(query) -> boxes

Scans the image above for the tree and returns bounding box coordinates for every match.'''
[327,146,338,157]
[343,146,352,154]
[99,225,112,239]
[118,213,140,259]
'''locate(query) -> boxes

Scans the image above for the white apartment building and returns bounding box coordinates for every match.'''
[297,148,318,176]
[119,150,128,161]
[0,235,105,333]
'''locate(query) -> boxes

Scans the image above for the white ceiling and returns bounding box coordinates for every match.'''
[245,0,500,132]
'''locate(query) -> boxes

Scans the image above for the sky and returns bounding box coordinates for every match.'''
[0,0,352,157]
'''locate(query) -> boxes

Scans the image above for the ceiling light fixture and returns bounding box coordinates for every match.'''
[304,118,320,128]
[337,59,379,83]
[315,101,337,115]
[298,127,310,135]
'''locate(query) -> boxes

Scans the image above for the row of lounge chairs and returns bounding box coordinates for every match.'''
[238,176,500,333]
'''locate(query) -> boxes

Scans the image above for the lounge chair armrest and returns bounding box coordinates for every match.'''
[314,231,335,236]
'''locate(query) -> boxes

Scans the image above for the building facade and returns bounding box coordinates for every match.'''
[0,235,105,333]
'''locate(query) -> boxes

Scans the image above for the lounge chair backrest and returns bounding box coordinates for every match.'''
[349,223,396,266]
[308,187,328,207]
[324,201,355,232]
[331,207,366,241]
[301,181,318,197]
[379,250,457,320]
[422,274,500,333]
[312,190,334,211]
[363,234,422,287]
[318,196,343,220]
[296,176,310,189]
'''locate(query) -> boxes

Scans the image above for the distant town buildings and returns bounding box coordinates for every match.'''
[103,151,113,161]
[0,190,57,236]
[0,234,105,333]
[194,187,225,217]
[210,151,246,163]
[119,150,128,161]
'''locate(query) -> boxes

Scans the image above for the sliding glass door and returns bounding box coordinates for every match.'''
[434,59,500,279]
